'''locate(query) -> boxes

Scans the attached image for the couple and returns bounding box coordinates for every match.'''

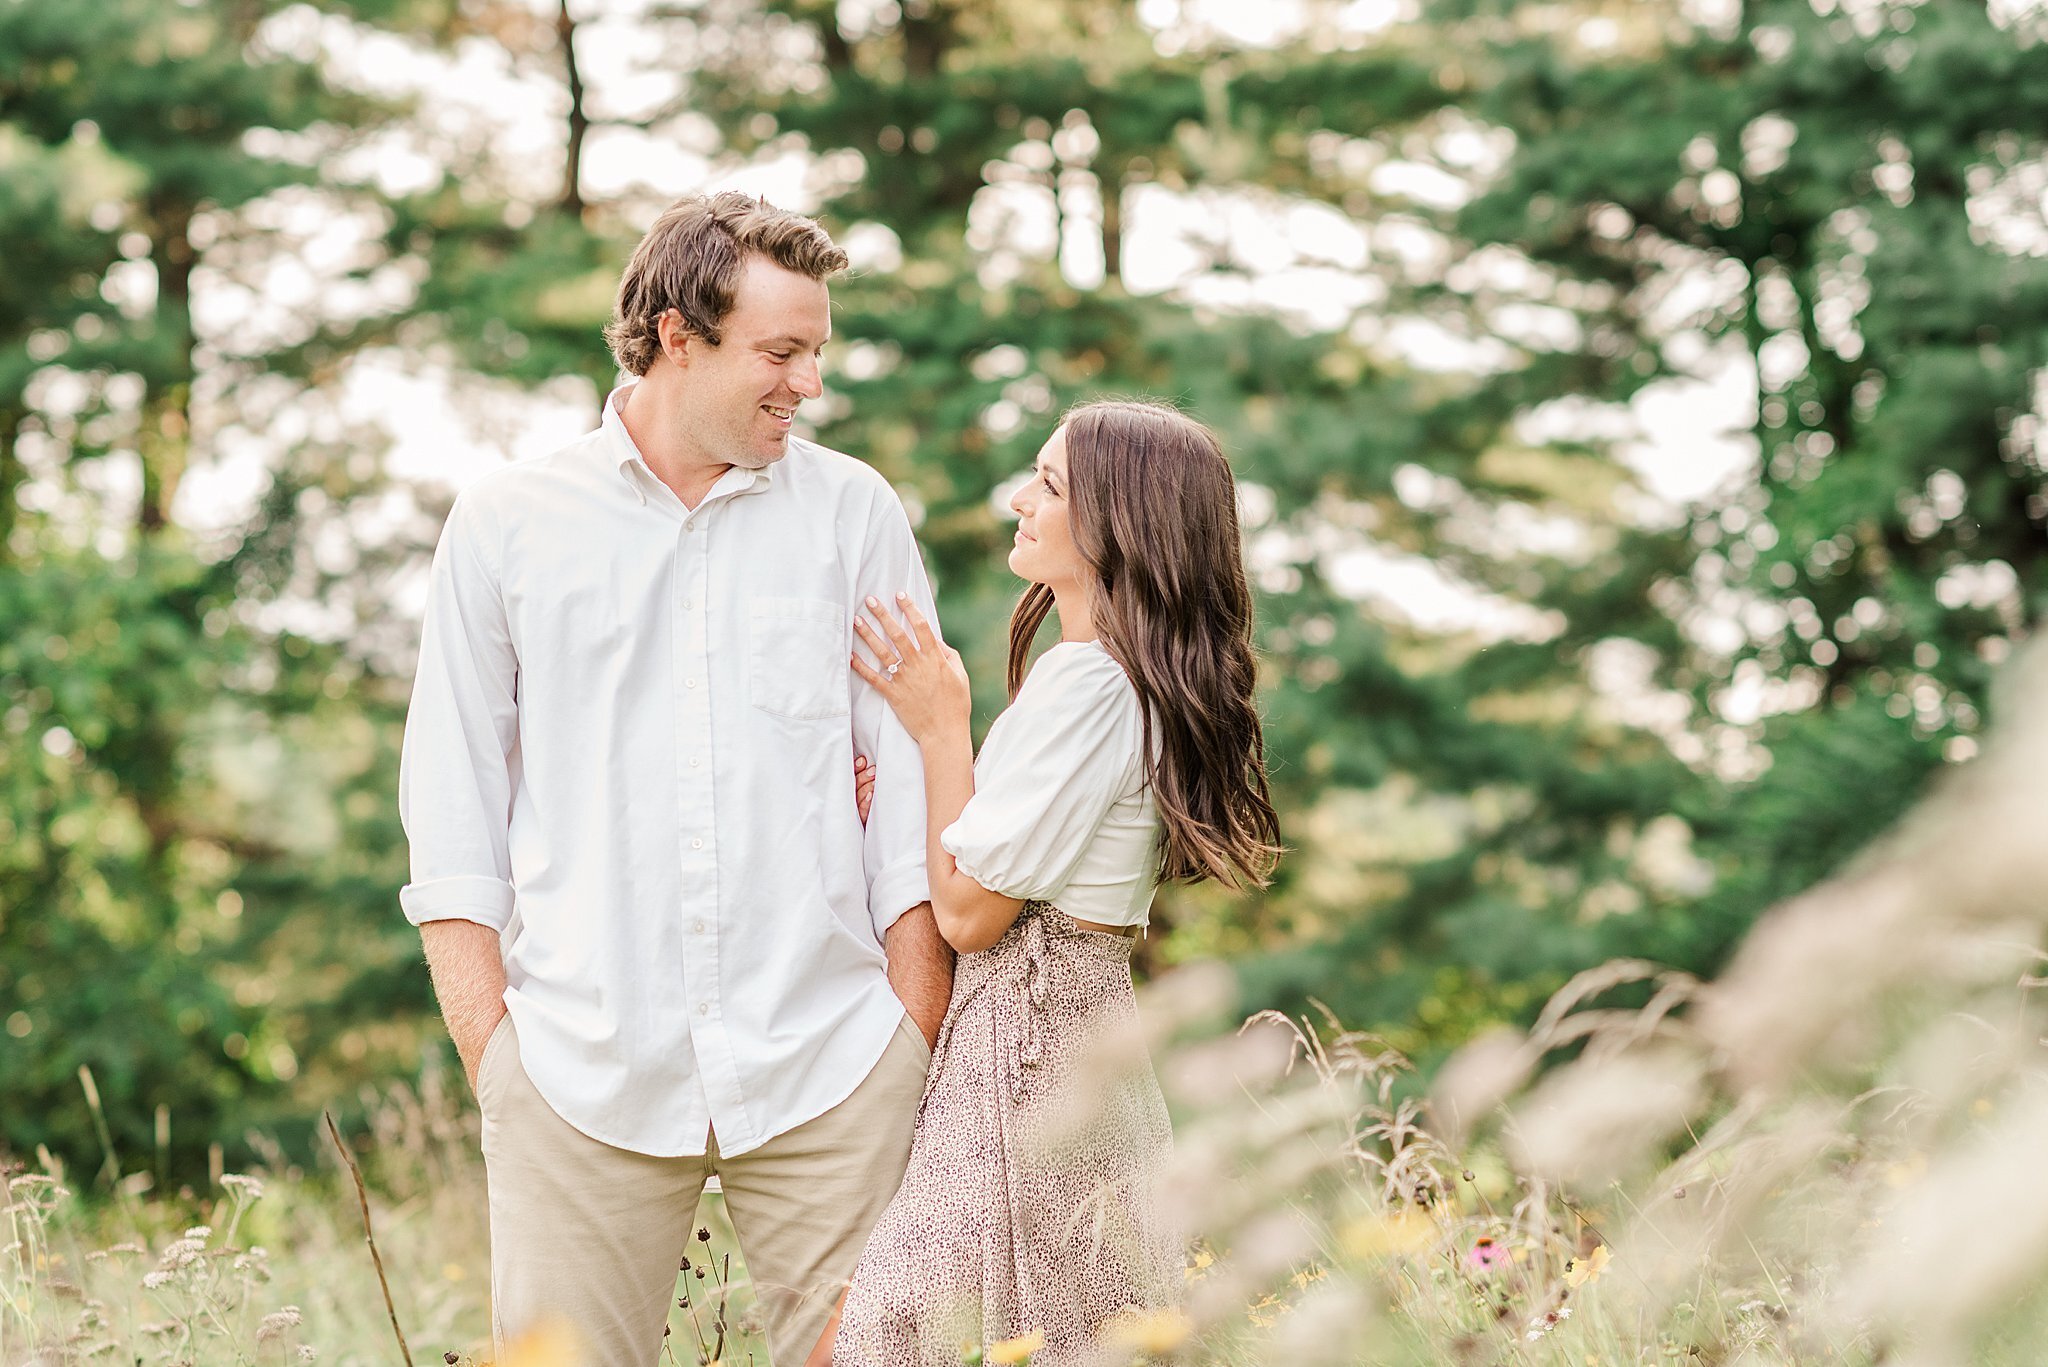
[398,193,1279,1367]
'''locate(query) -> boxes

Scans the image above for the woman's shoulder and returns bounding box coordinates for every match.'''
[1017,640,1139,711]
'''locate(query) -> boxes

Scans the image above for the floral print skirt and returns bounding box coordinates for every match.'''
[835,903,1180,1366]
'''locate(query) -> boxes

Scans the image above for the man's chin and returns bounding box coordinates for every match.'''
[730,437,790,471]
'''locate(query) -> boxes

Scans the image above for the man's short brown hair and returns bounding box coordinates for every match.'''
[604,193,849,375]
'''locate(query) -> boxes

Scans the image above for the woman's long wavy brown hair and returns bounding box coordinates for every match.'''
[1007,399,1282,889]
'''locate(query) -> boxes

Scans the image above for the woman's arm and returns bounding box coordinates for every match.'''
[914,729,1026,952]
[852,595,1025,953]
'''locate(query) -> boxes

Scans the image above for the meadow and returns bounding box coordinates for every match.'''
[14,637,2048,1366]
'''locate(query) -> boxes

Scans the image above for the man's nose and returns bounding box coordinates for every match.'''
[789,353,824,400]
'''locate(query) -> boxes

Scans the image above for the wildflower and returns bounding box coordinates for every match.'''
[1564,1244,1611,1288]
[1290,1264,1327,1290]
[141,1272,173,1290]
[988,1329,1045,1363]
[221,1174,266,1200]
[1343,1209,1437,1258]
[140,1321,178,1336]
[157,1237,205,1271]
[257,1306,304,1343]
[1245,1292,1288,1328]
[1465,1236,1512,1273]
[1102,1307,1190,1353]
[298,1348,317,1363]
[183,1226,212,1241]
[696,1227,711,1243]
[1184,1245,1216,1281]
[1524,1307,1572,1341]
[496,1319,582,1367]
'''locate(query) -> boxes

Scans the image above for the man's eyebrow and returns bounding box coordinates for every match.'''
[759,334,827,349]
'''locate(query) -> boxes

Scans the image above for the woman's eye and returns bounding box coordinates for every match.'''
[1042,476,1058,495]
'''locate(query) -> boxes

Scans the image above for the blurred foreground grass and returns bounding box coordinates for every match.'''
[13,643,2048,1366]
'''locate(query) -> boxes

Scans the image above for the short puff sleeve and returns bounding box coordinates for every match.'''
[940,643,1145,901]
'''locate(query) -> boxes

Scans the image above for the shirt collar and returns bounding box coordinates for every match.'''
[604,382,776,507]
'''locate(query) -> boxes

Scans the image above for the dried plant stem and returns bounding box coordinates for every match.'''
[323,1109,415,1367]
[76,1065,120,1187]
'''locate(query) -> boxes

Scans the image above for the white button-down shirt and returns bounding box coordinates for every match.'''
[398,385,934,1157]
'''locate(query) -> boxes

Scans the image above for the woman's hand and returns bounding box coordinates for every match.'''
[855,754,874,825]
[851,593,970,748]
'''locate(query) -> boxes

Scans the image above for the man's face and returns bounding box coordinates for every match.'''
[675,255,831,469]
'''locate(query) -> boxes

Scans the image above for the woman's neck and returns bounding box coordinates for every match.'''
[1050,583,1095,643]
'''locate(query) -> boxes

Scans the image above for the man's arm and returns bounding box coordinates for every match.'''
[850,487,953,1033]
[422,920,509,1088]
[399,491,521,1094]
[883,902,952,1049]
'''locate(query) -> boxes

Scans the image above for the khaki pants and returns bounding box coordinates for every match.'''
[478,1014,929,1367]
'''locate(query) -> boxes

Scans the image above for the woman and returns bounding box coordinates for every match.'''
[832,399,1282,1366]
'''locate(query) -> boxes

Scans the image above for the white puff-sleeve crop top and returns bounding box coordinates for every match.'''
[939,640,1161,928]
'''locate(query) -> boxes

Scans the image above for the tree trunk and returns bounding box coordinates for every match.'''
[140,197,195,537]
[558,0,587,215]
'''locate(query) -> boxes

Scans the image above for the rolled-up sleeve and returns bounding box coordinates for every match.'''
[850,488,937,938]
[940,646,1141,902]
[398,492,520,932]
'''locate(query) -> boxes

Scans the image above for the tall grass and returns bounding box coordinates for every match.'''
[11,641,2048,1366]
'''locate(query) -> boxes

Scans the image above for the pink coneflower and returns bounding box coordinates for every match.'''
[1466,1236,1512,1272]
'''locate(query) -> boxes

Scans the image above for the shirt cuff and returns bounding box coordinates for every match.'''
[867,856,933,939]
[401,875,516,932]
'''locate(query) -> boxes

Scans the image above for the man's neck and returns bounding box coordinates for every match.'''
[619,379,733,511]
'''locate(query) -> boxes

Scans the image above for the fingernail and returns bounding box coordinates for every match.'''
[866,596,880,608]
[896,592,909,601]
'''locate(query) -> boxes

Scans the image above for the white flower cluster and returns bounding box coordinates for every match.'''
[256,1306,304,1343]
[220,1173,266,1200]
[142,1231,210,1288]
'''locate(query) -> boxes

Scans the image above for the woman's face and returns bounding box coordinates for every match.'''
[1008,426,1085,590]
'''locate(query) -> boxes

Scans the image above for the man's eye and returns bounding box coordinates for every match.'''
[767,351,791,362]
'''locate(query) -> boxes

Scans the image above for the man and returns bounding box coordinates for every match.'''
[398,193,953,1367]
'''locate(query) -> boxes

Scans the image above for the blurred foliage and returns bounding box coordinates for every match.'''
[3,0,2045,1177]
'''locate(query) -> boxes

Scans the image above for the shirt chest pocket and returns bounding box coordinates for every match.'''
[748,596,850,720]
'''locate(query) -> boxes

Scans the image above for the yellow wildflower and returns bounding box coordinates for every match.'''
[1564,1244,1611,1289]
[1103,1307,1190,1353]
[1340,1208,1438,1258]
[492,1319,581,1367]
[989,1329,1045,1364]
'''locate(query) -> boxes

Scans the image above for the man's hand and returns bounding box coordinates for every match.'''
[420,919,510,1092]
[883,902,953,1050]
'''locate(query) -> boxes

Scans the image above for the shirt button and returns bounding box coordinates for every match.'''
[681,598,694,610]
[685,678,697,689]
[686,523,699,533]
[689,757,702,768]
[691,838,704,850]
[693,919,706,933]
[697,1002,709,1016]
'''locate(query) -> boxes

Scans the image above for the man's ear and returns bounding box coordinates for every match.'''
[656,309,695,369]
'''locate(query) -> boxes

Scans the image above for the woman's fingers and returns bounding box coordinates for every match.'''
[865,597,917,655]
[895,593,940,652]
[852,614,898,666]
[850,651,889,688]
